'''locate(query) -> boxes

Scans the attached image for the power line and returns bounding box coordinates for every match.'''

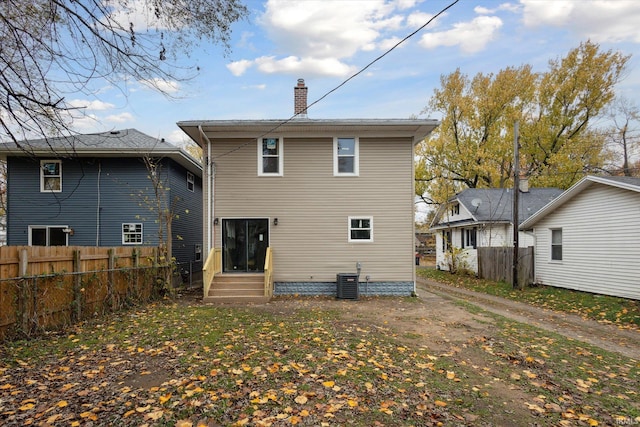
[212,0,461,160]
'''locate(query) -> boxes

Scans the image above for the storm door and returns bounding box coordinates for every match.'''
[222,219,269,272]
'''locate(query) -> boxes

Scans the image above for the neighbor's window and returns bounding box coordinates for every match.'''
[40,160,62,192]
[122,223,143,244]
[186,171,195,192]
[551,228,562,261]
[348,216,372,242]
[29,226,68,246]
[334,137,359,176]
[464,228,477,249]
[258,137,283,176]
[442,230,452,251]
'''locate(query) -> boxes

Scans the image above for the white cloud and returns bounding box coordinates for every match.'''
[104,0,167,31]
[242,84,267,90]
[475,3,519,15]
[166,129,191,146]
[520,0,575,27]
[254,56,356,78]
[68,113,101,133]
[419,15,503,53]
[378,36,404,51]
[105,112,135,124]
[67,99,115,111]
[261,0,386,59]
[231,0,421,77]
[521,0,640,43]
[227,59,254,77]
[139,78,180,94]
[406,11,436,29]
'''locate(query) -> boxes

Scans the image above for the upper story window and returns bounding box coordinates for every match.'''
[551,228,562,261]
[41,160,62,192]
[348,216,373,242]
[449,203,460,216]
[334,137,359,176]
[186,171,195,192]
[258,137,283,176]
[122,223,143,245]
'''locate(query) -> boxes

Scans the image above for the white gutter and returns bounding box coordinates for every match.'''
[198,126,214,254]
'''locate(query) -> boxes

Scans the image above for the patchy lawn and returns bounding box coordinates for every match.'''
[418,268,640,329]
[1,293,639,426]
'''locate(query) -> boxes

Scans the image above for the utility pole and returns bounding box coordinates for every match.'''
[512,121,520,289]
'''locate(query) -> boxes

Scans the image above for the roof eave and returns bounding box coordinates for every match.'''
[0,148,202,177]
[178,119,440,147]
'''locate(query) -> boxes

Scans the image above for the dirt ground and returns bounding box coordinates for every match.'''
[184,277,639,426]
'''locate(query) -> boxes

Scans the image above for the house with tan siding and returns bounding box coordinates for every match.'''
[178,79,438,301]
[519,175,640,300]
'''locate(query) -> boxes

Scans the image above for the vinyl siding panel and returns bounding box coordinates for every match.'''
[532,184,640,300]
[7,157,161,247]
[211,136,415,282]
[7,157,202,266]
[167,161,203,267]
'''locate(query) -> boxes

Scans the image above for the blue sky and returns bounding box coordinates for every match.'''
[69,0,640,146]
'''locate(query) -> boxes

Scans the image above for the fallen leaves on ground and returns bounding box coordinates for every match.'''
[1,297,639,426]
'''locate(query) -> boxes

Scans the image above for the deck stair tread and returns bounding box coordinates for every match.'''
[205,273,269,303]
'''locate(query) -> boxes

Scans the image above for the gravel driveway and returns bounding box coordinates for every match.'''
[416,278,640,360]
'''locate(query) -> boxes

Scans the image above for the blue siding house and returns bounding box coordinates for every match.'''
[0,129,203,269]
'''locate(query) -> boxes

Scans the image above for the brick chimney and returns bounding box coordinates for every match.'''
[294,78,308,118]
[519,173,529,193]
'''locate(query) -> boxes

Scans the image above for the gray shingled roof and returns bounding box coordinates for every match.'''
[596,175,640,188]
[432,187,563,229]
[0,129,201,175]
[520,175,640,229]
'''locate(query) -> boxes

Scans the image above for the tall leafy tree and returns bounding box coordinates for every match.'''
[0,0,247,144]
[417,41,629,204]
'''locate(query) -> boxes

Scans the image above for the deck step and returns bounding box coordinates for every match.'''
[206,273,270,303]
[203,295,271,304]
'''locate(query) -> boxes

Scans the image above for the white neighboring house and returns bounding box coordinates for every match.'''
[519,175,640,300]
[429,182,562,273]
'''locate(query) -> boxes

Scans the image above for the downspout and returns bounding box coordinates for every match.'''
[198,126,214,254]
[96,161,101,246]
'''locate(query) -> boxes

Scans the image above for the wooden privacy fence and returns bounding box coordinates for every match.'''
[0,246,168,340]
[477,246,534,286]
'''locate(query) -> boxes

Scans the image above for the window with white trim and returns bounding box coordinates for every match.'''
[463,228,477,249]
[348,216,372,242]
[551,228,562,261]
[442,230,451,251]
[122,223,143,244]
[334,137,359,176]
[186,171,195,192]
[258,137,283,176]
[40,160,62,192]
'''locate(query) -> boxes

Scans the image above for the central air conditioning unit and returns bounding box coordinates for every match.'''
[336,273,359,300]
